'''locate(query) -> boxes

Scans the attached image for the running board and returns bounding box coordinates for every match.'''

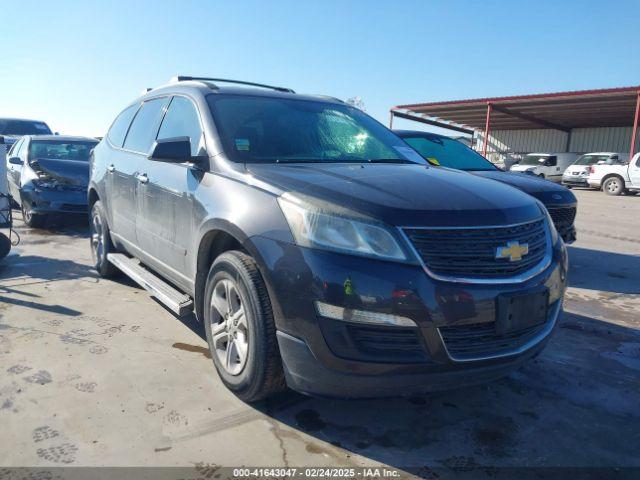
[107,253,193,317]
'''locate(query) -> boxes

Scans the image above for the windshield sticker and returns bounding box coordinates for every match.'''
[426,157,440,166]
[394,146,426,164]
[235,138,250,151]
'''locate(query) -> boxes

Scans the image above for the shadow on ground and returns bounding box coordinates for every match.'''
[568,246,640,294]
[11,209,89,241]
[0,254,98,316]
[248,311,640,476]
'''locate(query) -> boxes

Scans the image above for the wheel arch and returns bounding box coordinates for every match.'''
[601,174,626,192]
[194,219,273,323]
[88,187,100,209]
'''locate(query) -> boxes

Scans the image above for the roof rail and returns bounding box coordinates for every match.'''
[170,76,295,93]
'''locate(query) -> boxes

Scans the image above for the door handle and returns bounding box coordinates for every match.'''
[107,164,115,173]
[136,173,149,184]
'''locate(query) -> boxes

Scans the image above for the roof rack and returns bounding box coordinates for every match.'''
[170,76,295,93]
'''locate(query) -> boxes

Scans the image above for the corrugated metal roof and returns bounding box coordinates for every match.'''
[393,86,640,130]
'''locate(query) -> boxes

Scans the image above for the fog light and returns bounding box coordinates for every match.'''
[314,301,417,327]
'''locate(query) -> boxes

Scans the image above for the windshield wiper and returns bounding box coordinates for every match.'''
[366,158,414,164]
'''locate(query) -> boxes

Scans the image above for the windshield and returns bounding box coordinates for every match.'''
[400,134,497,171]
[207,94,424,164]
[0,119,52,135]
[574,154,611,166]
[520,154,549,166]
[29,140,98,162]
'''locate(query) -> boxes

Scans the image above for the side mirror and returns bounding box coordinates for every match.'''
[9,157,23,165]
[148,137,192,163]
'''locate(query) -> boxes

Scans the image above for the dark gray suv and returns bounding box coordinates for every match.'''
[89,77,567,401]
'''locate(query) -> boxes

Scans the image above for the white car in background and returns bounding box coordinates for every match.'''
[510,152,579,182]
[562,152,629,188]
[588,152,640,195]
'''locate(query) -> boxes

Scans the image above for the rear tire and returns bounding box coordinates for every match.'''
[90,201,120,278]
[603,177,624,196]
[21,201,46,228]
[203,250,286,402]
[538,173,545,179]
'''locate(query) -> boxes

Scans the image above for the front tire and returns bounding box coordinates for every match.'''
[603,177,624,196]
[21,201,46,228]
[90,201,120,277]
[203,250,285,402]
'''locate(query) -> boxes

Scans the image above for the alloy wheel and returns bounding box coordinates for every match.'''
[91,212,104,265]
[210,278,249,376]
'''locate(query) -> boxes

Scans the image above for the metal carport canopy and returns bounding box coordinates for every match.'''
[391,86,640,157]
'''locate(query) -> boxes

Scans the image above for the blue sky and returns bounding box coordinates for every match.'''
[2,0,639,136]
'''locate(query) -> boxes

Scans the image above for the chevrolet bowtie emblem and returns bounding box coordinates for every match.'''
[496,241,529,262]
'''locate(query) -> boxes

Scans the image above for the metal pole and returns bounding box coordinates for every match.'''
[482,102,492,157]
[389,110,394,129]
[630,92,640,159]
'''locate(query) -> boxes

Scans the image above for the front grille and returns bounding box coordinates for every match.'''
[547,206,576,231]
[41,183,86,192]
[60,204,87,212]
[403,219,548,279]
[439,318,549,360]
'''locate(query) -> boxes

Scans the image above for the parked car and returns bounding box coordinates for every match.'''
[0,140,12,259]
[89,76,568,401]
[6,135,98,227]
[0,118,53,149]
[587,152,640,195]
[510,152,579,182]
[395,130,577,243]
[562,152,629,188]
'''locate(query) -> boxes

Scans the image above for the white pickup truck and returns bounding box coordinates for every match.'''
[588,152,640,195]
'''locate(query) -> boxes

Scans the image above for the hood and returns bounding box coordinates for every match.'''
[30,158,89,186]
[246,163,543,227]
[510,164,538,172]
[472,170,576,206]
[564,164,590,174]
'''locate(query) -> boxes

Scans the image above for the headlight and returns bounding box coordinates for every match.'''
[539,204,559,245]
[278,193,411,262]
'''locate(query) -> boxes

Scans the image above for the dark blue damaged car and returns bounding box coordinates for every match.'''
[7,135,98,227]
[395,130,577,243]
[88,77,568,401]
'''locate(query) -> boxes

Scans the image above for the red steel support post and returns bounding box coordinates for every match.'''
[482,102,493,158]
[630,92,640,160]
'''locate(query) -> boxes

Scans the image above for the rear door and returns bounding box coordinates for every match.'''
[136,95,205,284]
[111,98,169,246]
[629,155,640,187]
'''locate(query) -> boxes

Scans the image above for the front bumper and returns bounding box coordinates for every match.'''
[562,176,589,187]
[20,184,88,215]
[250,235,568,398]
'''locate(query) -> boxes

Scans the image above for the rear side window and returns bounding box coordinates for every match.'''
[157,96,203,156]
[107,105,139,147]
[124,98,169,153]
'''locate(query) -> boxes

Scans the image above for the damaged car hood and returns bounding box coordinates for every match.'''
[30,158,89,186]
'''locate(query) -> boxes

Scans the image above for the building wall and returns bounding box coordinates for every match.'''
[474,126,640,166]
